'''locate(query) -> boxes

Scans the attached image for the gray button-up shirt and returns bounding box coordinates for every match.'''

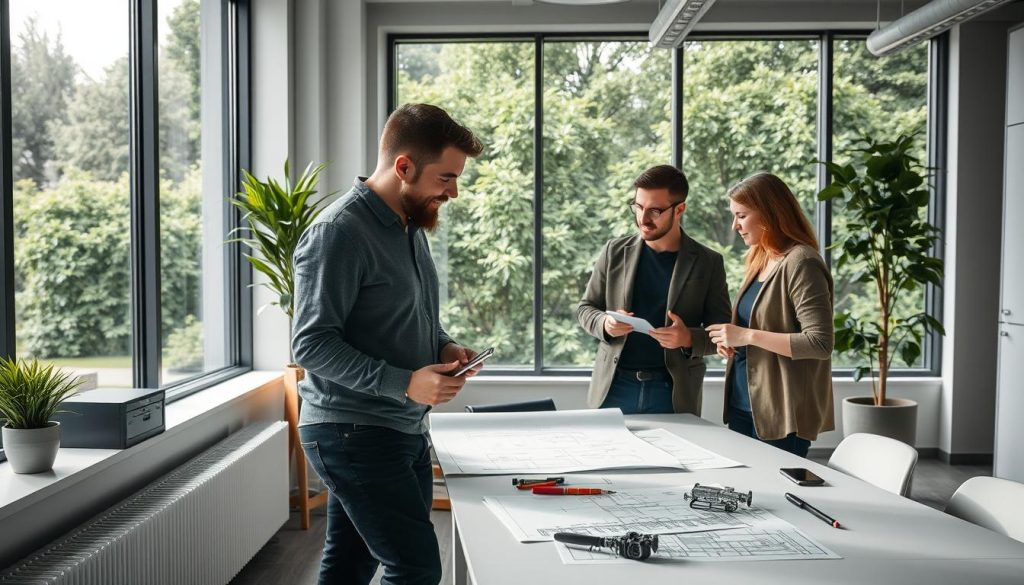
[292,177,453,434]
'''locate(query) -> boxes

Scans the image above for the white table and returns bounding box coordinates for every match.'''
[439,414,1024,584]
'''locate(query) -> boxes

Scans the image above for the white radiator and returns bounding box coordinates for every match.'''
[0,420,289,585]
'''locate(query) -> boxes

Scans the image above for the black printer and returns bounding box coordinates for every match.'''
[54,387,165,449]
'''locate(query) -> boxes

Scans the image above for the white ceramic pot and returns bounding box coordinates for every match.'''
[2,422,61,474]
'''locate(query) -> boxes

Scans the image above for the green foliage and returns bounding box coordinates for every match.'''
[818,134,944,404]
[11,17,76,188]
[228,161,330,322]
[0,358,82,429]
[164,315,204,372]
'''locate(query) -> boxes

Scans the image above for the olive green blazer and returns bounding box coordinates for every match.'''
[722,244,835,441]
[576,229,732,414]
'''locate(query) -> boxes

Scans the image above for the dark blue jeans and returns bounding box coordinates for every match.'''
[727,407,811,458]
[600,374,674,414]
[299,423,441,585]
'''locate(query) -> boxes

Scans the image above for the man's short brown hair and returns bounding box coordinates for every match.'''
[633,165,690,203]
[380,104,484,179]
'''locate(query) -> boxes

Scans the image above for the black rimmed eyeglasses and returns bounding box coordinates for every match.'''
[629,201,682,220]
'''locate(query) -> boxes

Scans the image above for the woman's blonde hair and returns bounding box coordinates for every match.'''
[728,172,818,281]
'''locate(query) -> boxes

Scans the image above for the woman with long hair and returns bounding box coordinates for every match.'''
[705,172,834,457]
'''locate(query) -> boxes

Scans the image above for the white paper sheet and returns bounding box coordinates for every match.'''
[632,428,745,470]
[482,486,748,542]
[604,310,655,334]
[555,510,841,564]
[429,409,684,475]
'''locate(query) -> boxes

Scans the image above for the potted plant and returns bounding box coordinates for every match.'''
[0,358,82,474]
[227,160,331,529]
[818,133,945,446]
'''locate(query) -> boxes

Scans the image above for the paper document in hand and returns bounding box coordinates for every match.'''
[605,311,655,335]
[555,510,841,564]
[632,428,744,470]
[483,486,748,542]
[429,409,684,475]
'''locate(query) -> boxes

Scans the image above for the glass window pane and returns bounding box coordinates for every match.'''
[159,0,231,384]
[832,39,929,369]
[395,41,536,368]
[11,1,132,386]
[682,39,819,368]
[542,40,672,367]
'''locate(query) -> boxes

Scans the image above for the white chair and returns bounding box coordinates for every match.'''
[945,476,1024,543]
[827,433,918,496]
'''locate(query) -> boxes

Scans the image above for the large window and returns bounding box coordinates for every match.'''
[1,0,250,396]
[390,32,938,375]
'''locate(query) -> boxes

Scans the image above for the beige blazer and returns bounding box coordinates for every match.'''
[576,229,732,414]
[722,244,835,441]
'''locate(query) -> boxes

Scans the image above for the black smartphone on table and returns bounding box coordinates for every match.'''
[451,347,494,377]
[780,467,825,486]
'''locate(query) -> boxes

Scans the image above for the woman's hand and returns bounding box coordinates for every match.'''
[705,323,753,348]
[716,344,736,359]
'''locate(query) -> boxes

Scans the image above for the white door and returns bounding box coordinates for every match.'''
[1001,125,1024,325]
[995,323,1024,482]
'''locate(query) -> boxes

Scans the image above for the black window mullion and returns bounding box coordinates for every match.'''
[817,32,834,266]
[672,46,683,170]
[925,33,948,376]
[233,0,253,368]
[0,0,14,360]
[533,35,544,374]
[130,0,162,388]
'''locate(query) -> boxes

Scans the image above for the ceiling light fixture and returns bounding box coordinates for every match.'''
[648,0,720,49]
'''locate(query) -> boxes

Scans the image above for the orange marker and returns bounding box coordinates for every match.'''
[532,486,616,495]
[516,480,557,490]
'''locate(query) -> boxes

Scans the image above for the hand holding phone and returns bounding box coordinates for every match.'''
[780,467,825,486]
[451,347,494,377]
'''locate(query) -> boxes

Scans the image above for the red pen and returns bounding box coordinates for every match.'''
[516,480,557,490]
[532,486,616,495]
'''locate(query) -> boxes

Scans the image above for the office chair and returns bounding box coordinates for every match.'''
[827,433,918,497]
[431,398,557,510]
[945,476,1024,543]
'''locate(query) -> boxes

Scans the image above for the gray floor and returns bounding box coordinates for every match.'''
[229,457,992,585]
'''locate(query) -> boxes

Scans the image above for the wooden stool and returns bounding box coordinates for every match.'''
[284,365,329,529]
[432,462,451,510]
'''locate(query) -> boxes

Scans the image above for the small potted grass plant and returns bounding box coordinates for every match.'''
[0,358,82,474]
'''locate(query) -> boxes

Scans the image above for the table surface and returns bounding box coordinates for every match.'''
[440,414,1024,584]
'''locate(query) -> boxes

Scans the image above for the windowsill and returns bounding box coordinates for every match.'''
[465,375,942,385]
[0,370,282,524]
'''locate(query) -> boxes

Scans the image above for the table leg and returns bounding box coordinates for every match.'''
[452,511,469,585]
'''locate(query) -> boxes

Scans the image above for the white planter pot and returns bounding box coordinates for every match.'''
[2,422,61,474]
[842,397,918,447]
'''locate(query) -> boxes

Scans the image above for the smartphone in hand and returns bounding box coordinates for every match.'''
[451,347,495,377]
[780,467,825,486]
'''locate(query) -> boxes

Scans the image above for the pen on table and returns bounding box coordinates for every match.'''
[512,477,565,490]
[785,492,841,528]
[532,486,615,496]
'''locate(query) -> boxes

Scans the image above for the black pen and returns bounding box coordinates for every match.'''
[785,492,841,528]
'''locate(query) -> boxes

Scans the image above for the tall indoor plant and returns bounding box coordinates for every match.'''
[227,160,331,529]
[818,133,945,445]
[0,358,82,474]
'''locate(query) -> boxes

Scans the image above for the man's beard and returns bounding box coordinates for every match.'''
[400,188,448,231]
[636,217,673,241]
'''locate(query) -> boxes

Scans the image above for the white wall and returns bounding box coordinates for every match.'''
[941,15,1022,460]
[250,0,1020,457]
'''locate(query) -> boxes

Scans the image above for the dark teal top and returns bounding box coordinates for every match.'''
[619,245,677,370]
[729,279,764,412]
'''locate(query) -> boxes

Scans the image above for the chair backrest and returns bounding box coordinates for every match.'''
[945,476,1024,543]
[464,398,557,413]
[827,433,918,496]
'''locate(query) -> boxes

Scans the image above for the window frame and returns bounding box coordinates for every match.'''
[0,0,253,402]
[389,28,946,378]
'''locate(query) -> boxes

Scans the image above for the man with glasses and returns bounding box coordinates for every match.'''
[576,165,731,415]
